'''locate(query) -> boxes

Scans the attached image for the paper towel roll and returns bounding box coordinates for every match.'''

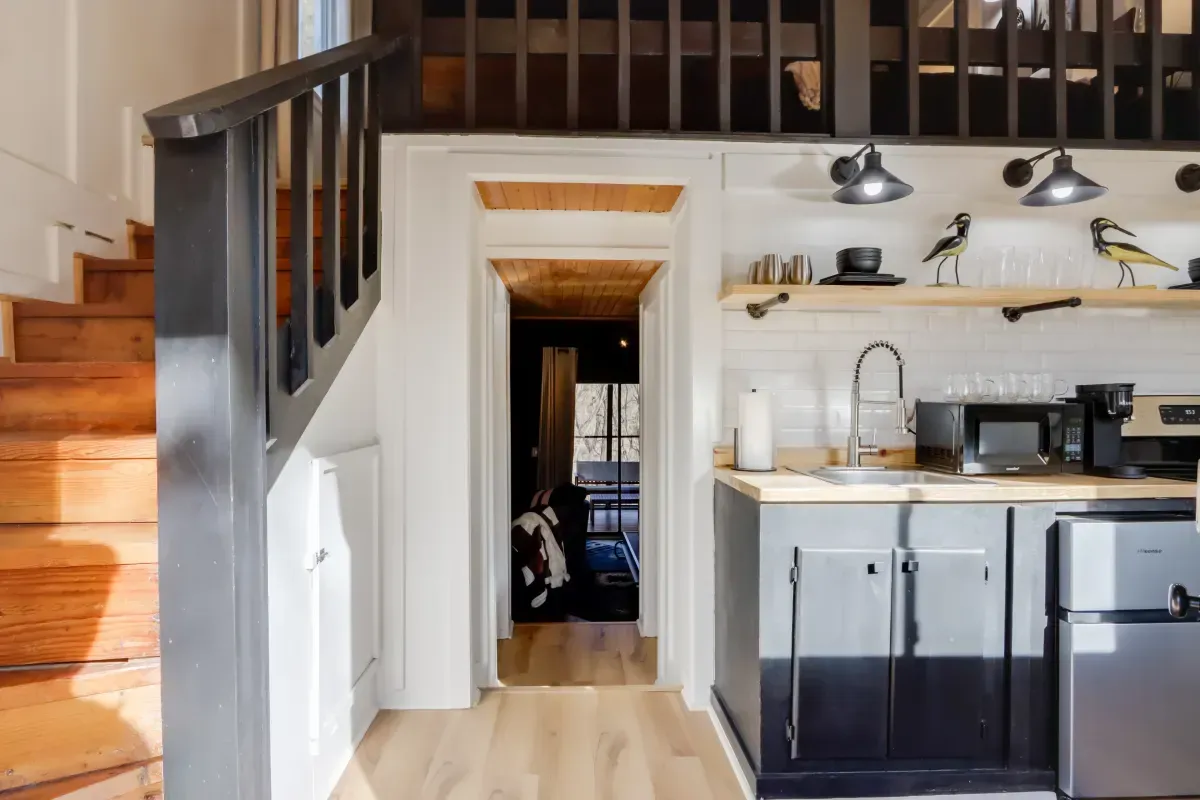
[736,390,775,471]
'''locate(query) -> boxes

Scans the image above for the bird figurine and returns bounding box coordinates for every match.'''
[921,212,971,286]
[1090,218,1178,288]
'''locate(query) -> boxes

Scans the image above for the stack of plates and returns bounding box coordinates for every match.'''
[1170,257,1200,290]
[836,247,883,274]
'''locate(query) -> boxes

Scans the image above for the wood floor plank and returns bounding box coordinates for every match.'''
[0,683,161,791]
[0,459,157,524]
[498,623,657,687]
[0,375,155,432]
[330,691,743,800]
[14,318,154,362]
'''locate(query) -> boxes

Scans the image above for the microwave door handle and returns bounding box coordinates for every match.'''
[1038,416,1051,464]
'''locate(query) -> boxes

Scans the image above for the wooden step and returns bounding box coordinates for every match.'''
[0,458,156,524]
[0,523,157,570]
[77,257,154,273]
[14,274,155,320]
[0,562,159,666]
[0,362,153,380]
[13,318,154,363]
[0,374,155,432]
[0,676,161,791]
[0,660,160,713]
[0,758,162,800]
[0,433,155,461]
[126,223,153,261]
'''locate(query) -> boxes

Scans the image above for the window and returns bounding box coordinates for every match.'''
[299,0,349,59]
[574,384,640,465]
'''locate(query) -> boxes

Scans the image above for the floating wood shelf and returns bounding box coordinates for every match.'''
[719,285,1200,312]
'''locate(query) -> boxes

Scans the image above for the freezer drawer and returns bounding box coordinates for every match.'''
[1058,514,1200,612]
[1059,620,1200,799]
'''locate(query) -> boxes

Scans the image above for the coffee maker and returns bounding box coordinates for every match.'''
[1072,383,1145,479]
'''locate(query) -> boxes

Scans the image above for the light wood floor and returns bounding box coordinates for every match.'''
[498,623,656,687]
[330,689,745,800]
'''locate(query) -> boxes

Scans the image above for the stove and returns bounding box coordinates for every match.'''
[1120,395,1200,483]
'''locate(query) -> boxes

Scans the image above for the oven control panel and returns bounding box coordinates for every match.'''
[1160,405,1200,425]
[1125,396,1200,437]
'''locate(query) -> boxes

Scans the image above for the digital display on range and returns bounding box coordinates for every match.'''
[1159,405,1200,425]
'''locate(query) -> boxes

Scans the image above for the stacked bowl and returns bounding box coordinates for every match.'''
[836,247,883,274]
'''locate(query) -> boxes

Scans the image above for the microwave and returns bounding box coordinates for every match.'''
[915,402,1085,475]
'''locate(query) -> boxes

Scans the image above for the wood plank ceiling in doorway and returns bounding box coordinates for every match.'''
[475,182,682,212]
[478,181,679,319]
[491,259,663,318]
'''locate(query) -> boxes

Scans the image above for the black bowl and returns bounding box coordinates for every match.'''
[836,258,883,275]
[1190,257,1200,283]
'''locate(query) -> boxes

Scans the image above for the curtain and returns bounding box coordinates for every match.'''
[536,347,578,491]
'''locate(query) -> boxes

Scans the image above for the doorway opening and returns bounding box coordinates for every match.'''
[479,182,680,689]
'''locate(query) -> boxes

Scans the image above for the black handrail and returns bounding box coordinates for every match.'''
[149,33,404,800]
[145,34,405,139]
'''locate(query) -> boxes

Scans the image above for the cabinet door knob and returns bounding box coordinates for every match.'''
[867,562,882,574]
[902,560,919,573]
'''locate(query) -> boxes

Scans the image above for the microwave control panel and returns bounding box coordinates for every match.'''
[1159,405,1200,425]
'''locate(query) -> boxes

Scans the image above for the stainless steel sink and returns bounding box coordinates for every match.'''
[789,466,993,486]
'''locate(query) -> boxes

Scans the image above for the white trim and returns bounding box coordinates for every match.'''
[707,697,756,800]
[381,137,722,710]
[484,245,672,262]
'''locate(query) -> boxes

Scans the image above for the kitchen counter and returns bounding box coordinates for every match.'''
[716,466,1197,504]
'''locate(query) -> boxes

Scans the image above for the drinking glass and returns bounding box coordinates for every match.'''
[980,246,1016,288]
[1030,373,1069,402]
[945,373,964,401]
[996,372,1028,402]
[1011,247,1045,288]
[964,373,996,402]
[1050,248,1082,289]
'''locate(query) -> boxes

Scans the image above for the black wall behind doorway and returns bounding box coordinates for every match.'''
[510,318,639,514]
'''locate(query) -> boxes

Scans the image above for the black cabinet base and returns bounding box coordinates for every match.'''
[755,769,1056,799]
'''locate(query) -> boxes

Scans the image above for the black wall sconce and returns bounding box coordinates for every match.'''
[1003,147,1107,206]
[1178,164,1200,193]
[829,144,914,205]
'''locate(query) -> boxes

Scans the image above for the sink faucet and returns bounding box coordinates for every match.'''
[848,340,909,467]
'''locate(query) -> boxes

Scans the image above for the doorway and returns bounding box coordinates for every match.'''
[479,184,678,689]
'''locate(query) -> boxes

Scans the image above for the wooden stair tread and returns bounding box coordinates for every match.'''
[78,257,154,272]
[0,679,161,791]
[125,222,153,239]
[14,302,153,320]
[0,459,156,524]
[0,659,160,713]
[0,562,159,666]
[0,374,155,432]
[0,758,162,800]
[0,362,153,379]
[0,432,156,461]
[13,318,154,363]
[0,523,157,570]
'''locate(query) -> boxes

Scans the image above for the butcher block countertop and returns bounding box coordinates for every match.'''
[712,448,1196,503]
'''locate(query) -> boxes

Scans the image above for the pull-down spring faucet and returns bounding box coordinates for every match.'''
[848,340,909,468]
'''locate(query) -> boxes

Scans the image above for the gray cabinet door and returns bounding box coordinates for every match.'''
[791,548,893,760]
[889,547,1000,760]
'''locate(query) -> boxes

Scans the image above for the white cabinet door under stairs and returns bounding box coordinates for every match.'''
[309,444,381,800]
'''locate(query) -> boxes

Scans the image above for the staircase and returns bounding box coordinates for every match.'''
[0,189,320,799]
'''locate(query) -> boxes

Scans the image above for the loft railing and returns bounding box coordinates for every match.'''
[376,0,1200,148]
[143,33,405,800]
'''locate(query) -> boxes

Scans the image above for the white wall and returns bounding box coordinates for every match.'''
[721,146,1200,449]
[267,315,381,800]
[0,0,251,308]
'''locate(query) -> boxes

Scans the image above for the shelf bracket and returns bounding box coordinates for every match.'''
[1002,296,1082,323]
[747,292,790,319]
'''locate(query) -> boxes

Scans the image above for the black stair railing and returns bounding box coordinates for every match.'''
[143,33,405,800]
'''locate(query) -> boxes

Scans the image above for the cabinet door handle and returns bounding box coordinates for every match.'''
[902,560,919,573]
[867,562,882,574]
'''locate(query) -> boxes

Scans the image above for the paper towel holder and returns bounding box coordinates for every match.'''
[747,292,790,319]
[733,429,777,473]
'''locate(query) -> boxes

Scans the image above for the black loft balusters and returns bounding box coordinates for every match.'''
[382,0,1200,147]
[143,33,405,800]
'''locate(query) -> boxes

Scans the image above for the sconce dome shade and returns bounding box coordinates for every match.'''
[830,151,914,205]
[1015,154,1107,207]
[1178,164,1200,193]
